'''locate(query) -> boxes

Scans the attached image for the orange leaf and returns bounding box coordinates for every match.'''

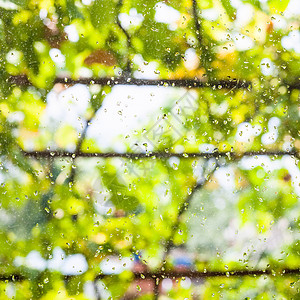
[84,49,117,66]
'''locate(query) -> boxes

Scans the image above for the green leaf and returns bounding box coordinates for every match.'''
[241,0,262,10]
[66,0,83,20]
[90,0,117,30]
[22,40,39,74]
[138,20,175,61]
[220,0,237,20]
[268,0,290,13]
[99,167,140,212]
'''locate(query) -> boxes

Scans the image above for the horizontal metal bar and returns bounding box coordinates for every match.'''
[110,268,300,280]
[22,150,299,159]
[9,75,251,89]
[2,268,299,283]
[8,75,300,90]
[143,268,300,279]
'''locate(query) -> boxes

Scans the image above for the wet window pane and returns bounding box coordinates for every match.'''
[1,0,300,299]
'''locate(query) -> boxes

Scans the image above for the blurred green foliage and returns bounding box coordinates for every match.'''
[0,0,300,299]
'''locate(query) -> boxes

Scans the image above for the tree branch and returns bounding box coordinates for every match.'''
[151,162,217,298]
[116,0,133,74]
[160,163,217,264]
[66,115,94,184]
[192,0,214,76]
[192,0,202,46]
